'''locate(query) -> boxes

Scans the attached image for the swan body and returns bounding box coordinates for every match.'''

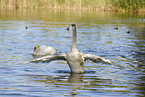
[66,50,84,73]
[33,44,57,55]
[66,24,84,73]
[25,24,112,73]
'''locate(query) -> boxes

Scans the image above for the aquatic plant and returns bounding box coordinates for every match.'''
[0,0,144,12]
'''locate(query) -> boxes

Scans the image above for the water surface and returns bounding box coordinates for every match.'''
[0,9,145,97]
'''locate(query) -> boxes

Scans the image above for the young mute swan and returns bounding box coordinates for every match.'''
[25,24,112,73]
[33,44,57,55]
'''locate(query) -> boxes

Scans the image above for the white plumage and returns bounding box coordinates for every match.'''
[33,44,57,55]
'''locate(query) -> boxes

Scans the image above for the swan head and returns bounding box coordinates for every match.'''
[71,24,76,33]
[71,24,76,28]
[33,44,40,52]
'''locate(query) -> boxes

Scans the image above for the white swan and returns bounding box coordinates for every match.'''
[25,24,112,73]
[33,44,57,55]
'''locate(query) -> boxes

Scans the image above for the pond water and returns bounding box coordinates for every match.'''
[0,9,145,97]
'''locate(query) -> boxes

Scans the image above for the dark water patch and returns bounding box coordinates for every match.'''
[55,70,96,74]
[58,36,72,39]
[0,93,28,97]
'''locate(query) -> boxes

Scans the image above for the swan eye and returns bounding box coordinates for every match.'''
[34,47,36,51]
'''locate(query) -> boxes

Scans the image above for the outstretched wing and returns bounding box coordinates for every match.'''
[24,53,66,64]
[83,54,112,64]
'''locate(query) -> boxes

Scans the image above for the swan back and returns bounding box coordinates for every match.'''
[33,45,57,55]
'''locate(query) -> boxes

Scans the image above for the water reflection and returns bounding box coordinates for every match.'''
[28,72,114,96]
[32,54,45,59]
[27,69,144,96]
[69,73,83,95]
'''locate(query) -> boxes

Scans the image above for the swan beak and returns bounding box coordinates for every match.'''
[34,47,36,52]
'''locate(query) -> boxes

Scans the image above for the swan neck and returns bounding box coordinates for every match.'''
[37,47,40,52]
[71,26,78,51]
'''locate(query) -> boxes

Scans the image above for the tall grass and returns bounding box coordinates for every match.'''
[111,0,145,12]
[0,0,144,12]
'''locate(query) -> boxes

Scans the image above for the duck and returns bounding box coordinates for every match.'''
[127,31,130,33]
[33,44,57,55]
[113,27,118,30]
[25,24,112,73]
[25,26,28,29]
[66,27,69,30]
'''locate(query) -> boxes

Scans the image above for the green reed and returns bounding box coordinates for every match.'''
[111,0,145,12]
[0,0,144,12]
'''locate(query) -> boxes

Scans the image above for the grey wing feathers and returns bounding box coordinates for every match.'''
[24,53,66,64]
[83,54,112,64]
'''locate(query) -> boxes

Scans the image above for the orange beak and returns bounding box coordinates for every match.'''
[34,47,36,52]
